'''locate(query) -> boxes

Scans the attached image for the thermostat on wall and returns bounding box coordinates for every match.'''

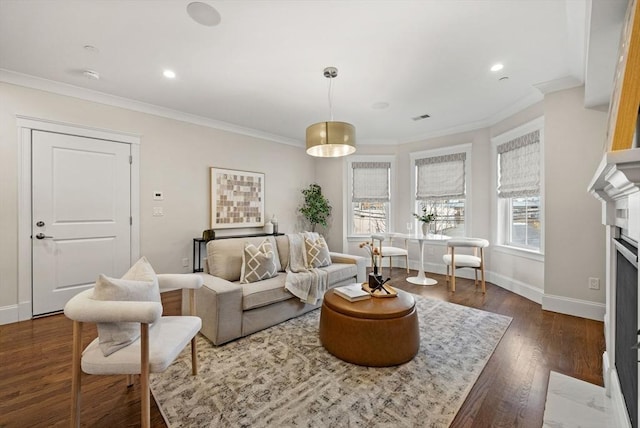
[153,191,164,201]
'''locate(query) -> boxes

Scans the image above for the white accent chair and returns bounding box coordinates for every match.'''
[64,274,203,428]
[372,233,409,276]
[443,238,489,293]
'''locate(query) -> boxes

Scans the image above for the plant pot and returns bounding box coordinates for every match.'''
[369,273,383,289]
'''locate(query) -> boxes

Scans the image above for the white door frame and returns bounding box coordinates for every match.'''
[16,116,140,321]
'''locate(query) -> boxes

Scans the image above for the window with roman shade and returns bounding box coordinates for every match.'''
[493,121,543,252]
[415,152,466,200]
[352,162,390,202]
[348,158,393,236]
[411,146,470,237]
[497,129,540,198]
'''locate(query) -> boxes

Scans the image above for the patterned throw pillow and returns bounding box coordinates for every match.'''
[240,239,278,284]
[94,256,161,356]
[304,235,332,268]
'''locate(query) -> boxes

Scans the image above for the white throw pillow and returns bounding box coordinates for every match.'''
[94,256,161,356]
[240,239,278,284]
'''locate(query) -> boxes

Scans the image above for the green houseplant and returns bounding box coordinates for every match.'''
[299,184,332,232]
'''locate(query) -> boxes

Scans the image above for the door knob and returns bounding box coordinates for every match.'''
[35,233,53,240]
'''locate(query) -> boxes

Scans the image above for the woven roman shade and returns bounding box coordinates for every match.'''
[352,162,391,202]
[497,129,540,198]
[415,153,466,200]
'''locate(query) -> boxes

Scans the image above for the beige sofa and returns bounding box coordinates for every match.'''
[185,235,366,345]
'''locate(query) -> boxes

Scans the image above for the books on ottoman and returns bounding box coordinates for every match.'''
[334,283,371,302]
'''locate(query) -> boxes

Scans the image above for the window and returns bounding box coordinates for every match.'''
[508,196,540,249]
[494,118,543,252]
[348,158,393,235]
[410,144,471,237]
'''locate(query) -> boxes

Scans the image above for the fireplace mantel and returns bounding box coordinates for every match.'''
[589,147,640,428]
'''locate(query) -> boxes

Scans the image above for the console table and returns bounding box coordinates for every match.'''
[192,233,284,272]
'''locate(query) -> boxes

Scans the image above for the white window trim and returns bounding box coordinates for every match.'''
[491,116,545,259]
[345,155,396,240]
[409,143,472,237]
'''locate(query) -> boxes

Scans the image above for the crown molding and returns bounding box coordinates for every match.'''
[0,69,304,148]
[486,90,544,126]
[533,75,583,95]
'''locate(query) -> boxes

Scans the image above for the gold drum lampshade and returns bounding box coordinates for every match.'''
[306,121,356,157]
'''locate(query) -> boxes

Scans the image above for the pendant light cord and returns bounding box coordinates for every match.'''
[328,75,334,121]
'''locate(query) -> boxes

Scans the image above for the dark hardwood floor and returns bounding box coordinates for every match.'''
[0,269,604,427]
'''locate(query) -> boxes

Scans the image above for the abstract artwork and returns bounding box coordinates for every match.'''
[210,168,264,229]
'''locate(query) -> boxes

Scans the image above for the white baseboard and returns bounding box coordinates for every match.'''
[487,271,543,304]
[0,301,32,325]
[542,293,605,321]
[0,304,19,325]
[602,358,631,428]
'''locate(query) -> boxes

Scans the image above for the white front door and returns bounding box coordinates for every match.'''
[31,130,132,315]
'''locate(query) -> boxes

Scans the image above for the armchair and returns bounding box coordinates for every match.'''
[64,273,203,428]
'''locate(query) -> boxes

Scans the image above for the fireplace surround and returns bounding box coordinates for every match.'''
[589,147,640,427]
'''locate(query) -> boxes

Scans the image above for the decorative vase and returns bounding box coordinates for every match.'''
[373,264,379,276]
[421,222,429,236]
[368,272,383,289]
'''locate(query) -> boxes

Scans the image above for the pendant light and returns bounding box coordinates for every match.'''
[306,67,356,157]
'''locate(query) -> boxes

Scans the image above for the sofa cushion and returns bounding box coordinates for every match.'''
[240,239,278,284]
[207,236,281,281]
[275,235,289,271]
[321,263,358,286]
[304,235,332,268]
[240,273,292,310]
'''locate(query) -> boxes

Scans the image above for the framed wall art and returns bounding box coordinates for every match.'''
[210,167,264,229]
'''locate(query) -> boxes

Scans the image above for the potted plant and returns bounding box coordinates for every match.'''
[299,184,332,232]
[413,204,436,235]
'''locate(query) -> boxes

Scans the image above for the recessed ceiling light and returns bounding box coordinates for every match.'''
[163,69,176,79]
[490,63,504,72]
[187,2,221,26]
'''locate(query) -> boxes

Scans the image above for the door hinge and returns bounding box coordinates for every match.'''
[129,155,132,164]
[130,216,132,225]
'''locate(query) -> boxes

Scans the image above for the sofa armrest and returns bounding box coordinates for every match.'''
[182,273,243,345]
[157,273,203,291]
[329,252,367,283]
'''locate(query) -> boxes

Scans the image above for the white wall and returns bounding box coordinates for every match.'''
[0,82,316,312]
[543,86,607,310]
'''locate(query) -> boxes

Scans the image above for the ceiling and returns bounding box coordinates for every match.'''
[0,0,628,147]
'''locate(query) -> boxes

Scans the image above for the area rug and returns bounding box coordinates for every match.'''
[150,295,511,427]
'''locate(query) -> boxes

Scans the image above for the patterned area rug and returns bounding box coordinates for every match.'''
[150,295,511,427]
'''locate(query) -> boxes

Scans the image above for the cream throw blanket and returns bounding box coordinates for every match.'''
[284,232,328,305]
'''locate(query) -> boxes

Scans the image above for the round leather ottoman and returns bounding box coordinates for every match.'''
[319,288,420,367]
